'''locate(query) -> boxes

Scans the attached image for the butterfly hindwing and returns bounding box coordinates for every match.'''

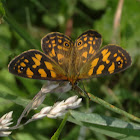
[78,45,132,79]
[8,50,67,80]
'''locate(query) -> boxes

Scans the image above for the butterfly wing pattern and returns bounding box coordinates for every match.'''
[8,30,132,86]
[41,32,74,74]
[74,30,102,71]
[78,44,132,80]
[8,50,67,80]
[9,32,74,81]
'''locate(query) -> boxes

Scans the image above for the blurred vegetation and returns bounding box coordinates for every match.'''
[0,0,140,139]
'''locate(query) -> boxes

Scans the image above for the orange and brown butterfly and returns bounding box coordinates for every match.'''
[8,30,132,87]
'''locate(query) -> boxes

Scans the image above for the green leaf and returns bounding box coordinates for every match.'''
[70,110,140,140]
[0,91,30,107]
[94,7,114,43]
[121,0,140,50]
[80,0,107,10]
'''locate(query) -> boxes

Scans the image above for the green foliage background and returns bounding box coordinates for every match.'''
[0,0,140,139]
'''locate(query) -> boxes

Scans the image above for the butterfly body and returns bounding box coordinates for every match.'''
[8,30,131,87]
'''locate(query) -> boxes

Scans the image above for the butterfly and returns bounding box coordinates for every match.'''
[8,30,132,87]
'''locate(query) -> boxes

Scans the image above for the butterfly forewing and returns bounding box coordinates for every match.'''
[74,30,102,73]
[41,32,74,74]
[78,45,131,79]
[8,50,68,81]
